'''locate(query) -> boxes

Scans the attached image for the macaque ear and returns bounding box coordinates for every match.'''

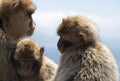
[40,47,44,57]
[11,0,22,12]
[79,33,87,45]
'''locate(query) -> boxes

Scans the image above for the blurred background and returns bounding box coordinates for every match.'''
[30,0,120,72]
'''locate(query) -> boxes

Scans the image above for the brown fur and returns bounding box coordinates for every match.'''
[54,16,119,81]
[0,0,36,81]
[12,39,58,81]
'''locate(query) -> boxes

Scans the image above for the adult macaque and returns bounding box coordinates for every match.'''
[0,0,36,81]
[54,16,119,81]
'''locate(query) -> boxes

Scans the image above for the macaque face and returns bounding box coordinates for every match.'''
[8,11,35,39]
[57,17,88,53]
[12,40,43,78]
[13,58,40,78]
[57,22,81,53]
[3,0,36,41]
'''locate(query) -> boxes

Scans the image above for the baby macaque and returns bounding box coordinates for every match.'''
[12,39,58,81]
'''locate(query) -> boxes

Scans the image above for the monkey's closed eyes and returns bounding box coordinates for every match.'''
[54,16,119,81]
[13,60,39,67]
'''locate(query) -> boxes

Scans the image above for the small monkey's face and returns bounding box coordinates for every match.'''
[57,16,91,53]
[12,40,44,78]
[2,0,36,41]
[57,20,81,53]
[13,59,40,78]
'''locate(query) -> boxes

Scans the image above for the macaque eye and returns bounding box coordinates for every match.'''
[70,27,76,32]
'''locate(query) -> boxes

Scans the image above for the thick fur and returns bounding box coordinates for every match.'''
[55,43,119,81]
[54,16,119,81]
[0,0,36,81]
[0,29,18,81]
[40,56,58,81]
[13,39,58,81]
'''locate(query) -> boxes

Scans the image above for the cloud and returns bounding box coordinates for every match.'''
[32,11,120,39]
[33,11,120,27]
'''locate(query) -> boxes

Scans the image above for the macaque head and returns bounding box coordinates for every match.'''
[12,39,44,78]
[0,0,36,41]
[57,16,98,53]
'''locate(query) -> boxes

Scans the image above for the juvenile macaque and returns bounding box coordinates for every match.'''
[0,0,36,81]
[54,16,119,81]
[12,39,58,81]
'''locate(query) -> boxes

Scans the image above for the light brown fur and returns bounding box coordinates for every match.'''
[0,0,36,81]
[12,39,58,81]
[54,16,119,81]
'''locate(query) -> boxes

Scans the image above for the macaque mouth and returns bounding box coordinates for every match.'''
[57,38,74,50]
[27,29,35,36]
[63,39,74,48]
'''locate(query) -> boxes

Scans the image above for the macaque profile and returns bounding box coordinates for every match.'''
[12,39,58,81]
[54,16,119,81]
[0,0,36,81]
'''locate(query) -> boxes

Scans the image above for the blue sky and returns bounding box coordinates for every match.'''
[30,0,120,67]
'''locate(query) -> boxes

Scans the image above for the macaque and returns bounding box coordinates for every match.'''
[12,39,58,81]
[0,0,36,81]
[54,16,119,81]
